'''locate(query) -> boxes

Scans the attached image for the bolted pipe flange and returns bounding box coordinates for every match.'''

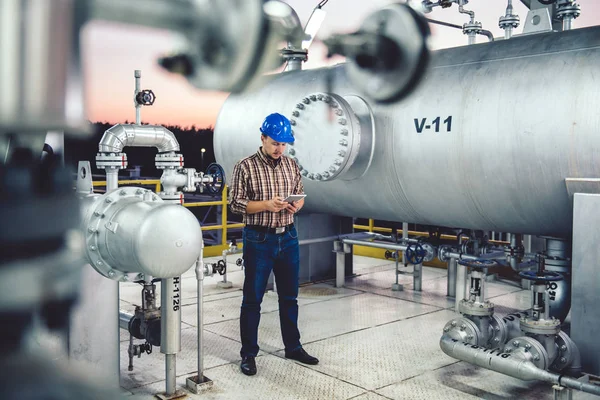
[463,21,483,35]
[489,314,508,348]
[520,316,561,336]
[556,3,581,20]
[155,152,184,170]
[287,92,375,182]
[459,298,494,317]
[503,336,549,371]
[96,153,128,170]
[551,331,577,372]
[499,14,520,30]
[442,317,480,345]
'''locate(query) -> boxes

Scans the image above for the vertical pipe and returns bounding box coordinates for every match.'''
[222,250,228,284]
[468,32,476,45]
[106,169,118,191]
[563,17,573,31]
[447,257,457,297]
[504,27,512,40]
[134,70,141,125]
[402,222,408,264]
[165,354,176,394]
[195,256,204,382]
[413,263,422,292]
[336,250,345,288]
[368,219,374,233]
[455,259,467,312]
[222,186,228,246]
[161,277,182,396]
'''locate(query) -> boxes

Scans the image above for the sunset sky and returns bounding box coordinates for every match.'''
[83,0,599,128]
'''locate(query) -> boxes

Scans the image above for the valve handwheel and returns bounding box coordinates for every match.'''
[206,163,226,195]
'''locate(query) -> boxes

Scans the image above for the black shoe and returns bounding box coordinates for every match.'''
[240,356,257,376]
[285,348,319,365]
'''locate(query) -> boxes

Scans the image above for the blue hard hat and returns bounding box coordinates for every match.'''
[259,113,294,143]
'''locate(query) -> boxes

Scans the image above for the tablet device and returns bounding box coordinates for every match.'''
[284,194,306,203]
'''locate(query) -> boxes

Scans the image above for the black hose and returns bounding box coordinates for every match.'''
[538,0,556,4]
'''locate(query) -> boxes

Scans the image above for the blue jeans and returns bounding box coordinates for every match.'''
[240,225,301,357]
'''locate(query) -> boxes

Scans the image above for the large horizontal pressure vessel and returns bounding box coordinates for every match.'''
[215,26,600,237]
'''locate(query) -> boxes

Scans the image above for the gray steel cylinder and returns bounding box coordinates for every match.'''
[82,187,202,280]
[215,27,600,237]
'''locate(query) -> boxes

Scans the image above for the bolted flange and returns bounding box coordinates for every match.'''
[287,92,375,182]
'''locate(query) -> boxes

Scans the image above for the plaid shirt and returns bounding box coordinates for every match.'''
[229,148,304,227]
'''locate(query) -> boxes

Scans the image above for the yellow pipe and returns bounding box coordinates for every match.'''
[92,179,161,187]
[368,219,374,233]
[184,201,223,207]
[201,223,244,232]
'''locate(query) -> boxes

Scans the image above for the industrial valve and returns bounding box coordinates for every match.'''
[442,258,507,348]
[135,89,156,106]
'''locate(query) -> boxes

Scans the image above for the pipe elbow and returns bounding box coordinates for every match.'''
[98,124,128,153]
[154,127,180,153]
[98,124,180,154]
[264,1,304,49]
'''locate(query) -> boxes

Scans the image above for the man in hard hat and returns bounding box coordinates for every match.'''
[229,112,319,376]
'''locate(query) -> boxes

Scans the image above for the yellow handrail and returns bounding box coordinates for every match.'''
[354,220,509,245]
[91,179,239,246]
[93,179,161,193]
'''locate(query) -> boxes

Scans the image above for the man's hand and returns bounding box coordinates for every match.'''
[285,199,303,214]
[265,197,287,212]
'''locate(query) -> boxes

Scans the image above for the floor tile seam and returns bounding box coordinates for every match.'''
[202,298,444,337]
[369,360,460,393]
[249,307,451,351]
[347,391,394,400]
[198,292,368,326]
[346,287,449,309]
[260,352,373,393]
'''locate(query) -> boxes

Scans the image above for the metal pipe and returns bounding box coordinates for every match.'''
[119,311,133,331]
[563,17,573,31]
[479,29,495,42]
[402,223,408,265]
[135,70,141,125]
[424,18,463,30]
[195,256,205,382]
[342,238,408,252]
[447,258,457,297]
[440,335,600,396]
[413,263,423,292]
[455,259,467,312]
[165,354,176,396]
[298,232,379,246]
[98,124,180,154]
[263,1,303,49]
[106,169,119,192]
[161,276,182,396]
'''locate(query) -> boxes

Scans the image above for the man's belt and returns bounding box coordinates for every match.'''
[246,224,294,234]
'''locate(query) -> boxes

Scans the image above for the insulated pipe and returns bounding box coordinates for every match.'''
[98,124,180,154]
[440,335,600,396]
